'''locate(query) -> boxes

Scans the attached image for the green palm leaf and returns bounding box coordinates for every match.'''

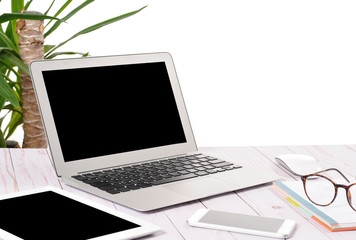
[45,0,72,28]
[46,51,89,59]
[0,31,18,52]
[0,75,19,107]
[44,0,56,15]
[24,0,33,10]
[12,0,24,13]
[0,49,29,75]
[0,129,6,148]
[0,59,21,79]
[46,6,147,57]
[4,110,23,140]
[44,0,94,38]
[44,45,55,53]
[4,0,25,52]
[0,13,62,24]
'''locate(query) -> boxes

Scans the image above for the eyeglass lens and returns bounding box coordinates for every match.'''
[348,184,356,210]
[304,176,336,206]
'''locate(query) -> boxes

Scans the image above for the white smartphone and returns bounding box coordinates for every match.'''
[187,209,296,239]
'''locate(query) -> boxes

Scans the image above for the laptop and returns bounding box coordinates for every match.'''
[30,52,279,211]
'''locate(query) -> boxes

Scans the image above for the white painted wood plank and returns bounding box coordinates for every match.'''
[292,145,356,240]
[199,147,296,240]
[61,183,117,208]
[200,193,265,240]
[0,149,18,194]
[252,145,300,180]
[201,191,257,215]
[8,146,356,239]
[205,147,339,240]
[201,146,296,181]
[60,184,184,239]
[255,146,356,240]
[58,183,184,240]
[197,147,290,239]
[46,149,184,239]
[45,149,114,206]
[303,145,356,177]
[240,185,338,240]
[117,147,276,240]
[281,145,354,178]
[213,146,334,239]
[12,149,180,239]
[345,144,356,152]
[112,203,183,240]
[163,201,237,240]
[10,148,61,191]
[46,149,119,210]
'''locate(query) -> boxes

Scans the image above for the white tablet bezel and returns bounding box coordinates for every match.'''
[29,52,197,177]
[0,187,161,240]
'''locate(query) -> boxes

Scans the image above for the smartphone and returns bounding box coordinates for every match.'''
[187,209,296,239]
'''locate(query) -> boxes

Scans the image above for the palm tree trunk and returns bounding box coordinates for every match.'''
[16,12,47,148]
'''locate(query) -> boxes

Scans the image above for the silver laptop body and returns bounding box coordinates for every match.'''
[30,52,279,211]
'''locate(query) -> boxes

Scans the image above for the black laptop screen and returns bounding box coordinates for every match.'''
[42,61,187,162]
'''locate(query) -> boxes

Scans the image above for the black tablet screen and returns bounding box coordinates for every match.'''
[0,191,140,239]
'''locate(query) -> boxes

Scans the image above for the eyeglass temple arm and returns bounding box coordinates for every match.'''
[315,168,350,183]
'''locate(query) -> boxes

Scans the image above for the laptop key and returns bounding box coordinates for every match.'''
[151,173,197,185]
[216,168,226,172]
[126,184,140,190]
[223,165,242,170]
[194,171,208,176]
[183,165,194,169]
[168,172,181,177]
[195,167,206,171]
[160,174,171,178]
[83,178,101,184]
[98,184,116,191]
[208,159,224,164]
[212,162,233,168]
[90,181,111,187]
[72,175,86,181]
[200,162,211,166]
[136,182,152,187]
[206,169,218,174]
[118,187,131,192]
[75,154,240,195]
[106,187,131,194]
[106,189,122,194]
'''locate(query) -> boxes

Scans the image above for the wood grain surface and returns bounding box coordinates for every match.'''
[1,146,355,239]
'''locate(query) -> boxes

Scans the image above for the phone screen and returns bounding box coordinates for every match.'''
[199,210,285,233]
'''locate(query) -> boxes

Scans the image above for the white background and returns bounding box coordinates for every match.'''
[2,0,356,147]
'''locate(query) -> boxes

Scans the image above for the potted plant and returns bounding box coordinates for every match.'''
[0,0,146,148]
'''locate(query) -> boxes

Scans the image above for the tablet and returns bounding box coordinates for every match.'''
[0,187,160,240]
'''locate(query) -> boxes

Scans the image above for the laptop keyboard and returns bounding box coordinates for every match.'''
[72,154,241,194]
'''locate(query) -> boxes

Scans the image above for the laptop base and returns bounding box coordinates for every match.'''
[63,165,279,211]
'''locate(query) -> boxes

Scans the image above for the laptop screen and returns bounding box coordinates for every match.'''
[42,62,187,162]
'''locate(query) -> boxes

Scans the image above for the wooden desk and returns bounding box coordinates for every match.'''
[1,145,356,239]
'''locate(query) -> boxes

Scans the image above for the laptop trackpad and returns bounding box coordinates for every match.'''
[164,177,229,198]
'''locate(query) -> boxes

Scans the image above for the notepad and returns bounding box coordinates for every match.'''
[273,180,356,231]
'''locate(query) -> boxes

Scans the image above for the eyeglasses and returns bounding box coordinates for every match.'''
[301,168,356,211]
